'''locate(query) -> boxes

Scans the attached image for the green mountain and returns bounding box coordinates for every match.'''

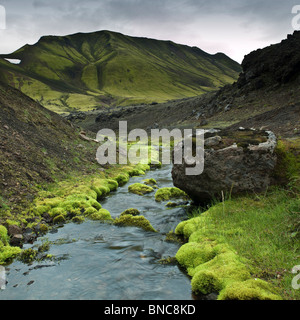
[0,30,241,113]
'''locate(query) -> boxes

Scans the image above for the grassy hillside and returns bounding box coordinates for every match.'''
[0,81,100,213]
[0,30,241,113]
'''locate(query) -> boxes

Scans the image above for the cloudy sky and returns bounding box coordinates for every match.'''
[0,0,298,62]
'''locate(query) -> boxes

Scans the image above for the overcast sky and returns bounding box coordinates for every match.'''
[0,0,298,63]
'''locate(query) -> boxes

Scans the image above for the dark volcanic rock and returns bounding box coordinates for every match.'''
[172,129,278,203]
[237,31,300,91]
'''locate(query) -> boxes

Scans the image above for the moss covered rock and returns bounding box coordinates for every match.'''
[175,217,282,300]
[84,207,98,216]
[128,183,154,196]
[114,214,157,232]
[53,214,66,224]
[0,226,22,264]
[72,216,85,223]
[114,173,130,187]
[142,178,157,186]
[155,187,189,202]
[218,279,282,300]
[120,208,140,216]
[89,208,112,221]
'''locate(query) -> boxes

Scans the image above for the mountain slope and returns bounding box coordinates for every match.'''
[0,81,100,212]
[75,31,300,140]
[0,30,241,113]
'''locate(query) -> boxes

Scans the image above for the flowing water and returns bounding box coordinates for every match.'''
[0,165,194,300]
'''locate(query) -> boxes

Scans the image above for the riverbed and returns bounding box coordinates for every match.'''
[0,165,194,300]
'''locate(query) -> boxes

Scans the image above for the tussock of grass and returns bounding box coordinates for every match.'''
[176,185,299,300]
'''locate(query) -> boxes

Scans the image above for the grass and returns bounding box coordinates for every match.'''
[0,30,241,112]
[175,138,300,300]
[178,188,299,299]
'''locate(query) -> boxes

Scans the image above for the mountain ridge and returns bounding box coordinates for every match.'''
[0,30,241,113]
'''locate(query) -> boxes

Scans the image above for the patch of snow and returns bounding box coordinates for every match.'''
[4,58,21,65]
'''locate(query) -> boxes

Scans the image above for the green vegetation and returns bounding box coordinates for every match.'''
[120,208,141,216]
[142,178,157,186]
[0,226,21,264]
[89,208,113,221]
[175,138,300,300]
[128,183,154,196]
[155,187,189,202]
[0,159,151,264]
[0,30,240,113]
[114,214,157,233]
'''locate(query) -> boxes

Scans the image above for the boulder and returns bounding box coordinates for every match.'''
[9,234,23,247]
[7,225,22,236]
[172,129,277,203]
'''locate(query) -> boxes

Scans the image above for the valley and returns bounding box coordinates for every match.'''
[0,30,240,113]
[0,30,299,301]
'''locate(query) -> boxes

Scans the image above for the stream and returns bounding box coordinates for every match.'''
[0,164,194,300]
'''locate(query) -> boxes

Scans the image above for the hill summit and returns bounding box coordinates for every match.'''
[0,30,241,113]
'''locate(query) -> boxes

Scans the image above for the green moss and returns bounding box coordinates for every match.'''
[218,279,282,300]
[166,202,178,207]
[149,161,162,169]
[49,207,67,218]
[175,241,219,275]
[128,169,146,177]
[273,139,300,187]
[165,231,184,243]
[191,251,251,294]
[53,214,66,224]
[17,248,38,264]
[33,205,51,216]
[84,207,98,216]
[72,216,85,223]
[114,214,157,232]
[127,164,150,177]
[5,219,21,227]
[114,173,130,187]
[155,187,189,202]
[174,193,289,299]
[0,243,22,264]
[176,239,265,297]
[191,270,222,295]
[175,217,201,239]
[158,256,177,265]
[128,183,154,196]
[89,208,112,221]
[0,226,9,245]
[91,179,118,199]
[0,225,22,264]
[142,178,157,186]
[120,208,140,216]
[87,199,102,210]
[39,224,49,234]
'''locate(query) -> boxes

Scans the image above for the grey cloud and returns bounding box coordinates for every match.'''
[0,0,297,62]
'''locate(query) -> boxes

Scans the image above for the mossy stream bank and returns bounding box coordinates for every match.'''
[0,164,196,300]
[1,141,298,300]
